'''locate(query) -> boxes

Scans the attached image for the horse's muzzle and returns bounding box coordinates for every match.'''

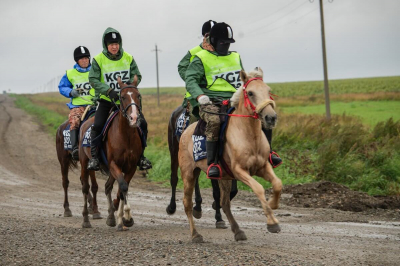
[264,114,277,128]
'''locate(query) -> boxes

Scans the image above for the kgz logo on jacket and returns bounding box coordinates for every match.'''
[103,70,130,90]
[74,82,92,95]
[213,70,242,89]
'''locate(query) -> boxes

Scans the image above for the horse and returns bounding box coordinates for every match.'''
[166,105,238,228]
[178,68,283,242]
[55,119,100,219]
[79,76,142,230]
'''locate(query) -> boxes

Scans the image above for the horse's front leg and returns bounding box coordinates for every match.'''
[192,168,202,219]
[258,163,282,210]
[235,166,280,233]
[122,172,135,228]
[89,171,102,219]
[109,161,129,231]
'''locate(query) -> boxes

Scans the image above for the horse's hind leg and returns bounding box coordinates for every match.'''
[89,171,102,219]
[260,163,282,210]
[166,136,179,215]
[182,166,203,243]
[192,168,202,219]
[211,179,228,229]
[61,160,72,217]
[219,180,247,241]
[80,169,92,228]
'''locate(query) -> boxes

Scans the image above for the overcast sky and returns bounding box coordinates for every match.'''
[1,0,399,94]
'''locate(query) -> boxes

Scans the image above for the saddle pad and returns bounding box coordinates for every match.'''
[192,135,207,162]
[175,111,190,137]
[63,124,91,150]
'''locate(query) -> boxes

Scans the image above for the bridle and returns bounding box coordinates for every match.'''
[111,84,142,120]
[229,77,276,119]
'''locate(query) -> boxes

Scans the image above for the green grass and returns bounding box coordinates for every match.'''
[280,101,400,126]
[10,94,67,136]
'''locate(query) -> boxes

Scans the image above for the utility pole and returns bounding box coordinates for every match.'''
[152,44,161,107]
[318,0,331,119]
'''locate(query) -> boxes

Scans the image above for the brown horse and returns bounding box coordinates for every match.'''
[79,76,142,230]
[55,119,100,218]
[178,68,283,242]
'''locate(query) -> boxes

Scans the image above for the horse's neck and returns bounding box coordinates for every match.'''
[229,98,262,144]
[115,113,136,140]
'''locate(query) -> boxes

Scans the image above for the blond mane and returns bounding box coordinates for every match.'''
[230,68,264,108]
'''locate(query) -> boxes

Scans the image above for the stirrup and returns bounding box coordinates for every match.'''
[207,163,222,180]
[138,157,152,170]
[269,151,282,168]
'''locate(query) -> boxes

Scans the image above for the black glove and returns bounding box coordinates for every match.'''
[107,89,119,101]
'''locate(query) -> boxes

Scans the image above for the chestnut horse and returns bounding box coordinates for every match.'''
[166,105,238,228]
[56,119,100,218]
[79,76,142,230]
[178,68,283,242]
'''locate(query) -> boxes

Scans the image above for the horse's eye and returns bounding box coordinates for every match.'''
[248,91,254,97]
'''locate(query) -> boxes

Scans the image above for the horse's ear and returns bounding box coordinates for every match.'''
[117,76,124,88]
[240,70,248,84]
[132,75,138,87]
[255,67,264,78]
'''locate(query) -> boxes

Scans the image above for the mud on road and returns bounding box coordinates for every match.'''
[0,95,399,266]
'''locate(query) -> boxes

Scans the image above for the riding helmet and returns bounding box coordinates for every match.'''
[202,20,217,36]
[209,22,235,46]
[104,32,121,45]
[73,46,91,62]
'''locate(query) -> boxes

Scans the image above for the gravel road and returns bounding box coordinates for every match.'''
[0,95,399,266]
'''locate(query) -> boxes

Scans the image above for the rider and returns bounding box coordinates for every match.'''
[58,46,94,160]
[185,23,282,178]
[178,20,216,123]
[87,27,152,171]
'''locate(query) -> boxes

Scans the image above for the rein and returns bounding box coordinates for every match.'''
[111,85,142,120]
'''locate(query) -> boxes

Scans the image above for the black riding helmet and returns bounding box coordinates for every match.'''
[202,20,217,36]
[104,31,121,45]
[209,22,235,55]
[73,46,90,62]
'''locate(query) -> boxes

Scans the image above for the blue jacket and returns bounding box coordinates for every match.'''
[58,63,92,109]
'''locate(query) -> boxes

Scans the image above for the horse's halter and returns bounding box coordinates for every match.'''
[112,85,142,120]
[230,77,276,119]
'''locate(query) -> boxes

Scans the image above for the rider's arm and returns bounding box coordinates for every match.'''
[185,57,207,101]
[129,57,142,86]
[89,58,110,96]
[177,51,191,82]
[58,74,73,98]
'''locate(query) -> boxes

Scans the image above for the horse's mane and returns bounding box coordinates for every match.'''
[230,68,264,108]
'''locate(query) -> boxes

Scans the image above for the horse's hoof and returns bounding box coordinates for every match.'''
[192,208,202,219]
[166,205,176,215]
[92,212,102,219]
[122,217,134,227]
[64,209,72,217]
[117,224,129,231]
[82,221,92,228]
[192,234,204,243]
[216,220,228,229]
[267,224,281,233]
[106,216,116,227]
[234,230,247,241]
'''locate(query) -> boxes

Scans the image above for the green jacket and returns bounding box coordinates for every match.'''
[89,27,142,99]
[177,43,203,81]
[185,51,244,111]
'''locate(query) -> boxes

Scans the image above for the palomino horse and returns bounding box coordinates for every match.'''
[55,120,100,218]
[178,68,283,242]
[166,105,238,228]
[79,76,142,230]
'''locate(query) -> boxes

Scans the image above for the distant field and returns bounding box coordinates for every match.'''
[280,101,400,126]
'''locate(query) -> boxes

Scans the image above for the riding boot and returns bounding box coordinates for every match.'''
[262,128,282,168]
[206,141,222,178]
[137,115,152,170]
[87,128,100,171]
[70,129,79,161]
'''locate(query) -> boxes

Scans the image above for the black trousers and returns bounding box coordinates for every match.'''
[92,99,148,140]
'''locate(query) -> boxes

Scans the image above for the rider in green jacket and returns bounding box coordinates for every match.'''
[87,27,152,171]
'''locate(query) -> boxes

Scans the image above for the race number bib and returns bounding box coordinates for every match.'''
[192,135,207,162]
[175,112,189,136]
[103,70,130,91]
[213,70,242,89]
[74,82,92,95]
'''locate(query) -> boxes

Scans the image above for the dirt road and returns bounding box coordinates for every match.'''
[0,95,399,266]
